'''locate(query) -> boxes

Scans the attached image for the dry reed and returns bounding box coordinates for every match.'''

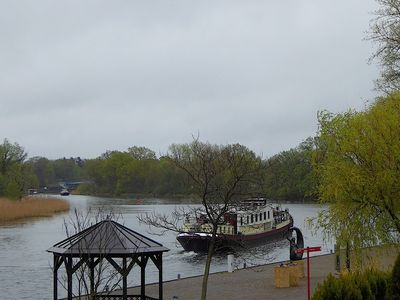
[0,196,70,222]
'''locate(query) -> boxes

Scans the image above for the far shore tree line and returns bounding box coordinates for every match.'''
[0,140,317,201]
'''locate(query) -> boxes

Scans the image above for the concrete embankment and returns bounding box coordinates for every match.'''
[127,247,398,300]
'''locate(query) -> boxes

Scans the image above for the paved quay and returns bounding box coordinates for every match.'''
[127,248,398,300]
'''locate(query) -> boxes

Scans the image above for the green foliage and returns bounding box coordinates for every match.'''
[27,157,55,187]
[5,181,21,200]
[263,137,317,201]
[0,139,36,198]
[127,146,156,160]
[82,149,189,197]
[312,92,400,249]
[393,252,400,299]
[24,140,317,200]
[75,182,96,195]
[0,139,27,174]
[312,270,392,300]
[52,157,85,182]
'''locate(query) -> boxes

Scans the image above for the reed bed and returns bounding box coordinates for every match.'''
[0,196,70,222]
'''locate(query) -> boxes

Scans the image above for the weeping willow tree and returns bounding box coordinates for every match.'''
[312,92,400,254]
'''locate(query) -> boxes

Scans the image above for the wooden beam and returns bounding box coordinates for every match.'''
[149,253,161,269]
[105,257,123,275]
[92,257,101,268]
[126,254,139,274]
[72,256,89,274]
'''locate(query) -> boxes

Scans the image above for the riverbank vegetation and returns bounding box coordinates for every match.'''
[312,92,400,250]
[312,270,393,300]
[0,196,70,222]
[0,139,316,201]
[0,139,37,199]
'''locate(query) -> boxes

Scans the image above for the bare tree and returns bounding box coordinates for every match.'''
[60,207,124,299]
[368,0,400,92]
[140,139,264,300]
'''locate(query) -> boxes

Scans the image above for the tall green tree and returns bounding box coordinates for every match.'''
[313,92,400,249]
[264,137,316,201]
[0,139,36,199]
[0,139,27,174]
[127,146,156,160]
[53,157,84,182]
[28,156,55,187]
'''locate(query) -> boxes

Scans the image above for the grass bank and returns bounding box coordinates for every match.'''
[0,196,70,222]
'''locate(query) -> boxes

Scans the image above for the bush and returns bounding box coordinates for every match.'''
[76,182,96,195]
[312,269,392,300]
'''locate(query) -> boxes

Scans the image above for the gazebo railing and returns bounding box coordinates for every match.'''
[96,295,158,300]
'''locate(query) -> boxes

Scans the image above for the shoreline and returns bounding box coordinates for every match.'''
[0,196,70,224]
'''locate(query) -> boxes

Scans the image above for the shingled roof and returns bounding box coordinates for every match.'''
[47,219,169,255]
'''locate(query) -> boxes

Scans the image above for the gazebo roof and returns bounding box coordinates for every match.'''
[47,219,169,256]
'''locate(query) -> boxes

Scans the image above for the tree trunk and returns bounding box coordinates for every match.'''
[200,230,217,300]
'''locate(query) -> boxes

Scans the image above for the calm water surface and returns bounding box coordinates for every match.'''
[0,195,333,300]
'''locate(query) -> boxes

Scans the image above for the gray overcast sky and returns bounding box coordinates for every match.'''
[0,0,380,159]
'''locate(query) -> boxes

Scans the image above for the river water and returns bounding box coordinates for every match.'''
[0,195,333,300]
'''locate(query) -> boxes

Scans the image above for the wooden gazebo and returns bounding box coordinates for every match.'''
[47,219,169,300]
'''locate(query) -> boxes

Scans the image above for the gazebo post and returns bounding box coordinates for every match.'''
[158,254,163,300]
[53,255,59,300]
[66,256,73,300]
[141,255,146,300]
[89,257,95,299]
[123,256,127,300]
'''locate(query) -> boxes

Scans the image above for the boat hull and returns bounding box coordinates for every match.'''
[177,218,293,252]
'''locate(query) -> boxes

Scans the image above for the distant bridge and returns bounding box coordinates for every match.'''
[59,180,88,189]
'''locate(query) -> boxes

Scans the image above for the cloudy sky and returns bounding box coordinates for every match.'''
[1,0,380,159]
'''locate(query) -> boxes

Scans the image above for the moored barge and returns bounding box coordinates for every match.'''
[177,198,293,252]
